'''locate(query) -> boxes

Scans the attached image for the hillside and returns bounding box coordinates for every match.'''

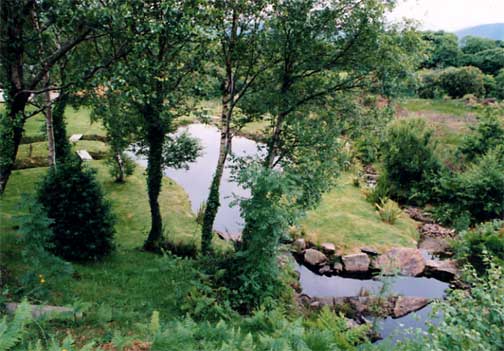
[455,23,504,40]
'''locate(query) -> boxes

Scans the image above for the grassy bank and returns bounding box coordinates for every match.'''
[301,173,419,254]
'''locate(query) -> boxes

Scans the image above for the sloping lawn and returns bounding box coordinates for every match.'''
[301,173,419,254]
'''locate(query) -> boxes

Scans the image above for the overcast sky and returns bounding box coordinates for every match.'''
[388,0,504,32]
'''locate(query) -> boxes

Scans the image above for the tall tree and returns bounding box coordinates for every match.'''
[200,0,271,254]
[99,0,202,251]
[0,0,127,192]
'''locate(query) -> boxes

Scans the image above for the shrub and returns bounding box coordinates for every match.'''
[375,198,402,225]
[386,261,504,351]
[433,146,504,227]
[417,69,442,99]
[495,69,504,100]
[379,119,442,205]
[438,66,485,98]
[459,108,504,162]
[483,74,497,97]
[105,151,136,182]
[453,220,504,273]
[37,159,116,261]
[14,196,73,300]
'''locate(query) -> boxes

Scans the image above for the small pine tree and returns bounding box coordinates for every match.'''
[37,159,115,261]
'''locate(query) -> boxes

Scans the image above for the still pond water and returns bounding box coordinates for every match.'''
[133,123,448,343]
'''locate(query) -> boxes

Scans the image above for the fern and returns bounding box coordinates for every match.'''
[0,299,32,351]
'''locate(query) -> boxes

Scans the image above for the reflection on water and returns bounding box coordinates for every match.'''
[131,123,261,234]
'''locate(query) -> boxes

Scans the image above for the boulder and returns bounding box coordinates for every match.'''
[393,296,431,318]
[304,249,328,266]
[425,259,459,281]
[373,248,426,276]
[420,223,456,239]
[332,262,343,273]
[321,242,336,255]
[319,265,332,275]
[418,237,450,254]
[361,247,379,256]
[292,238,306,252]
[5,303,81,319]
[342,253,371,273]
[404,207,433,223]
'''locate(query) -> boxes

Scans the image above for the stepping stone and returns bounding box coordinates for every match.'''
[5,302,81,319]
[69,134,83,142]
[77,150,93,161]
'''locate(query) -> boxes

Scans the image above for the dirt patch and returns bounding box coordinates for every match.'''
[396,107,477,134]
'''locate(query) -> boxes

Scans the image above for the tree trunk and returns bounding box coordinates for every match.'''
[143,106,166,252]
[52,93,71,162]
[264,111,287,169]
[201,95,232,254]
[114,151,126,183]
[0,93,29,194]
[44,83,56,167]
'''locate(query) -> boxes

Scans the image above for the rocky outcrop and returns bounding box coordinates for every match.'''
[304,249,328,266]
[342,253,371,273]
[404,207,433,223]
[305,295,431,319]
[393,296,431,318]
[372,248,426,276]
[418,237,450,254]
[425,259,459,281]
[420,223,456,239]
[321,242,336,255]
[292,238,306,252]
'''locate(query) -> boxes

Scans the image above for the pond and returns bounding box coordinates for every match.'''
[131,123,260,234]
[132,122,448,343]
[296,263,448,343]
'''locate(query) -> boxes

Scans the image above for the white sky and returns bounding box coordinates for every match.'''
[388,0,504,32]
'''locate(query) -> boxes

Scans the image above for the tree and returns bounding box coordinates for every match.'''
[420,31,461,69]
[0,0,128,192]
[200,0,271,254]
[461,35,497,55]
[438,66,485,98]
[98,0,202,252]
[462,48,504,76]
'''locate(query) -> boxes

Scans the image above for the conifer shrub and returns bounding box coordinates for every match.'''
[37,159,115,261]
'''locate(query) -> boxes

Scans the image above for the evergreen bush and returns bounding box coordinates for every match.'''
[37,159,115,261]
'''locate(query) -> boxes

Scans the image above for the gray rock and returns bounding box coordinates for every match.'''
[319,265,332,275]
[372,248,426,276]
[342,253,371,273]
[321,242,336,255]
[418,237,450,254]
[5,302,81,319]
[304,248,328,266]
[425,259,459,281]
[292,238,306,252]
[393,296,431,318]
[332,262,343,273]
[361,247,379,256]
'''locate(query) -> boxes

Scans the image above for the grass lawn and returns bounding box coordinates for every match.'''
[0,160,206,339]
[301,173,419,254]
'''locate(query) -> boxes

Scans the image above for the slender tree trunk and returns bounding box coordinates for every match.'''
[0,93,29,194]
[265,111,287,169]
[143,105,166,252]
[201,94,232,254]
[52,93,71,162]
[114,151,126,183]
[44,79,56,167]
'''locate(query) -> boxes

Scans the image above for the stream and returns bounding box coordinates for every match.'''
[131,123,449,343]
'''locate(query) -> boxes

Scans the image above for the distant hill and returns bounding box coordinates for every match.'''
[455,23,504,41]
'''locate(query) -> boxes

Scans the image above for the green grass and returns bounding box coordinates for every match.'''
[0,160,206,338]
[301,173,419,254]
[398,98,476,117]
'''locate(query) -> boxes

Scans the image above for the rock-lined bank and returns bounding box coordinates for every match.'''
[292,240,460,283]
